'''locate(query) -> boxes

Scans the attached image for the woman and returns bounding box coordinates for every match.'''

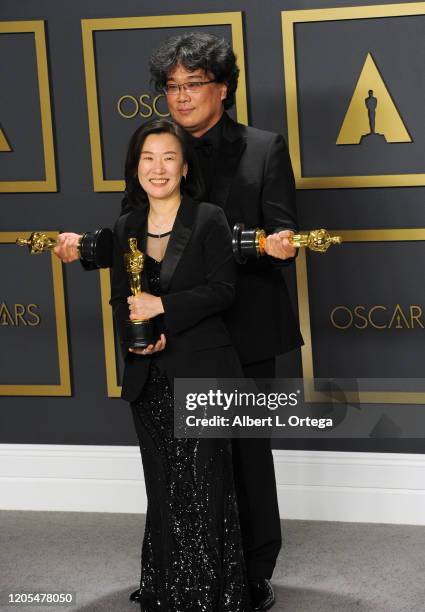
[110,118,250,611]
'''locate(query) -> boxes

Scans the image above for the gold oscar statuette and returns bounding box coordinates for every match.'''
[124,237,145,295]
[233,224,342,263]
[16,232,67,254]
[124,237,158,350]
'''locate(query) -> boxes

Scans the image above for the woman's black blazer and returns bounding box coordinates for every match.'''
[110,195,243,402]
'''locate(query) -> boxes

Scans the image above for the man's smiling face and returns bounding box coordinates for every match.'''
[165,64,227,138]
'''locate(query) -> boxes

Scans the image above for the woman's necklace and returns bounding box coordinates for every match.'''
[148,217,171,237]
[148,209,178,238]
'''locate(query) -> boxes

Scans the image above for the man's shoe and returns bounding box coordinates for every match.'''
[129,588,142,603]
[249,579,275,611]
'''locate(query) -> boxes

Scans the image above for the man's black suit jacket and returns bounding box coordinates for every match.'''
[204,113,303,365]
[110,196,243,403]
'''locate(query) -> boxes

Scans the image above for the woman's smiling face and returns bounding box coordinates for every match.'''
[137,132,187,201]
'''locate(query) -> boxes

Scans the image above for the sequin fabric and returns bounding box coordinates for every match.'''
[130,256,250,612]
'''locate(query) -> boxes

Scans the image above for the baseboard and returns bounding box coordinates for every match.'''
[1,445,425,524]
[272,450,425,525]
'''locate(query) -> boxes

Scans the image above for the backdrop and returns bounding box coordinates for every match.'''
[1,0,424,453]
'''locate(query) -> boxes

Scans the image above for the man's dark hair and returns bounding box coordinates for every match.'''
[124,118,204,208]
[149,32,239,110]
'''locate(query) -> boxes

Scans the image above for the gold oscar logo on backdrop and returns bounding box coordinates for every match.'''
[117,93,170,119]
[336,53,412,145]
[0,302,41,326]
[330,304,424,330]
[0,124,11,152]
[282,4,425,188]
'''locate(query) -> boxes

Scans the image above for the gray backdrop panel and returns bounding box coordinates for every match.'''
[0,33,44,179]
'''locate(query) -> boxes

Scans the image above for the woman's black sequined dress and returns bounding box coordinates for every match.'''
[130,255,250,612]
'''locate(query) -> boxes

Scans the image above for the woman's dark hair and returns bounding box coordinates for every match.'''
[124,118,204,208]
[149,32,239,110]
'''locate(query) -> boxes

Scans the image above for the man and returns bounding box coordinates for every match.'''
[55,32,303,611]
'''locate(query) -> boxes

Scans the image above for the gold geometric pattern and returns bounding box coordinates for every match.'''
[0,21,56,192]
[99,269,121,398]
[282,3,425,188]
[0,232,71,396]
[0,125,11,152]
[336,53,411,145]
[296,229,425,404]
[81,13,248,192]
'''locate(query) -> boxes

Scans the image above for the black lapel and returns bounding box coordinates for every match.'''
[121,201,149,251]
[160,195,197,293]
[209,113,247,210]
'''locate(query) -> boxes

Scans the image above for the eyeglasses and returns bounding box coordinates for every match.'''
[163,80,217,95]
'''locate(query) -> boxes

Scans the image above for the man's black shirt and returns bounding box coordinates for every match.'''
[190,113,224,201]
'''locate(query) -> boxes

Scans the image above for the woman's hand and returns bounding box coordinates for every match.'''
[129,333,166,355]
[128,293,165,320]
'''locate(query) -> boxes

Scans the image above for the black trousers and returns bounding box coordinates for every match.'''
[231,358,281,580]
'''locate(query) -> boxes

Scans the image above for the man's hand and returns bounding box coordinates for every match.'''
[128,293,165,321]
[264,230,296,260]
[129,333,166,355]
[53,233,83,263]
